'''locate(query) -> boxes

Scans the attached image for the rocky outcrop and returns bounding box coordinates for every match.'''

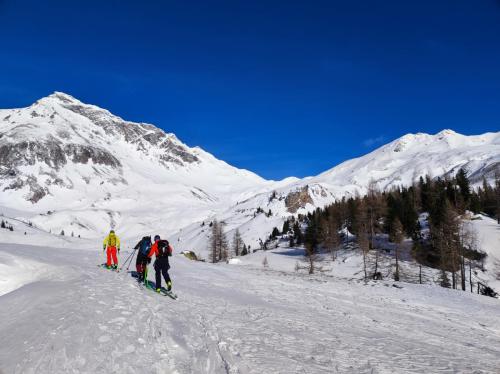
[0,140,120,170]
[60,102,199,166]
[285,186,313,213]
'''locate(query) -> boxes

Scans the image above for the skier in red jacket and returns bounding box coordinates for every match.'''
[147,235,173,293]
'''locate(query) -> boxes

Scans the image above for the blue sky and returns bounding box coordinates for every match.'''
[1,0,499,180]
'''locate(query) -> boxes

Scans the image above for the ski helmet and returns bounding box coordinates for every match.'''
[154,235,160,241]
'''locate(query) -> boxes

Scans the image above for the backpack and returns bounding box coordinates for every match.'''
[108,233,116,247]
[157,240,172,257]
[139,236,152,255]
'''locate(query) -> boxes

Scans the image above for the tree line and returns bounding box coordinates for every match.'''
[209,219,250,263]
[274,169,499,291]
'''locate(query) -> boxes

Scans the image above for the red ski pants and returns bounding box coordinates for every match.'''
[106,246,118,266]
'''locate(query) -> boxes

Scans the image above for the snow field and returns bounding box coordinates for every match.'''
[1,243,500,373]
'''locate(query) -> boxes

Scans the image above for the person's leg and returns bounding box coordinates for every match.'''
[111,246,118,267]
[155,261,161,290]
[136,255,142,274]
[106,247,111,267]
[162,266,172,290]
[143,264,149,286]
[136,254,144,280]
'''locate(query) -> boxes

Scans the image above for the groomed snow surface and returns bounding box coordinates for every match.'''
[1,238,500,374]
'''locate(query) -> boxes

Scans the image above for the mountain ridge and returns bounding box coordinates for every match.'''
[1,92,499,252]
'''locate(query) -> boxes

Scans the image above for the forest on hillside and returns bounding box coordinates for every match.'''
[210,169,500,296]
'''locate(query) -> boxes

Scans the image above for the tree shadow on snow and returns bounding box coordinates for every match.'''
[270,248,305,257]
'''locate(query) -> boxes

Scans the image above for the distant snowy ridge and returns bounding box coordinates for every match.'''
[0,92,499,252]
[173,129,500,255]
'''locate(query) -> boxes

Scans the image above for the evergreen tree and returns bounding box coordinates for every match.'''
[401,188,419,239]
[241,244,248,256]
[346,197,361,236]
[456,168,471,210]
[282,220,290,235]
[495,171,500,224]
[419,175,433,213]
[271,227,280,239]
[431,200,461,289]
[293,221,303,245]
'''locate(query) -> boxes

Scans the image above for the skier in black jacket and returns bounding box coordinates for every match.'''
[147,235,173,293]
[133,236,152,282]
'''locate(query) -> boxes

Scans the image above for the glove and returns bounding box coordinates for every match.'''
[118,248,120,252]
[102,246,106,252]
[147,257,151,264]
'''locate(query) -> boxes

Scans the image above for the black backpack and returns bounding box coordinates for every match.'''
[157,240,171,257]
[139,236,152,256]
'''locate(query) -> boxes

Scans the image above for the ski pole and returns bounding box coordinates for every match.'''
[125,248,137,270]
[120,248,136,271]
[123,249,135,270]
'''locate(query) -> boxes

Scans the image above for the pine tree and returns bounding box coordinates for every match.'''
[495,170,500,224]
[0,220,5,229]
[60,229,65,236]
[293,221,303,245]
[431,200,460,289]
[282,220,290,235]
[456,168,471,211]
[419,175,433,213]
[271,227,280,239]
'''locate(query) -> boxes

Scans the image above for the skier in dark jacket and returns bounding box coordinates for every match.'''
[133,236,152,282]
[147,235,173,293]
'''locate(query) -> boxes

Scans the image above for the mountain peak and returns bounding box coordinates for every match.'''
[34,91,83,108]
[436,129,459,137]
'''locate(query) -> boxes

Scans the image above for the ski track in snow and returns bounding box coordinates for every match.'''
[1,244,500,374]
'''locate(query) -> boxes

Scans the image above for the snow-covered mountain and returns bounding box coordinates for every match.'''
[1,92,499,252]
[174,130,500,254]
[0,92,276,240]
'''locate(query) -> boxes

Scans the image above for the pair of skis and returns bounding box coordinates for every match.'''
[143,284,178,299]
[132,271,178,300]
[98,263,119,272]
[98,263,178,300]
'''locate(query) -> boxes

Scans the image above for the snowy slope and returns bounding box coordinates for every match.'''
[471,215,500,292]
[1,242,500,374]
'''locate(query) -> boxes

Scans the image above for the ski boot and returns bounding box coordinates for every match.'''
[166,281,172,292]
